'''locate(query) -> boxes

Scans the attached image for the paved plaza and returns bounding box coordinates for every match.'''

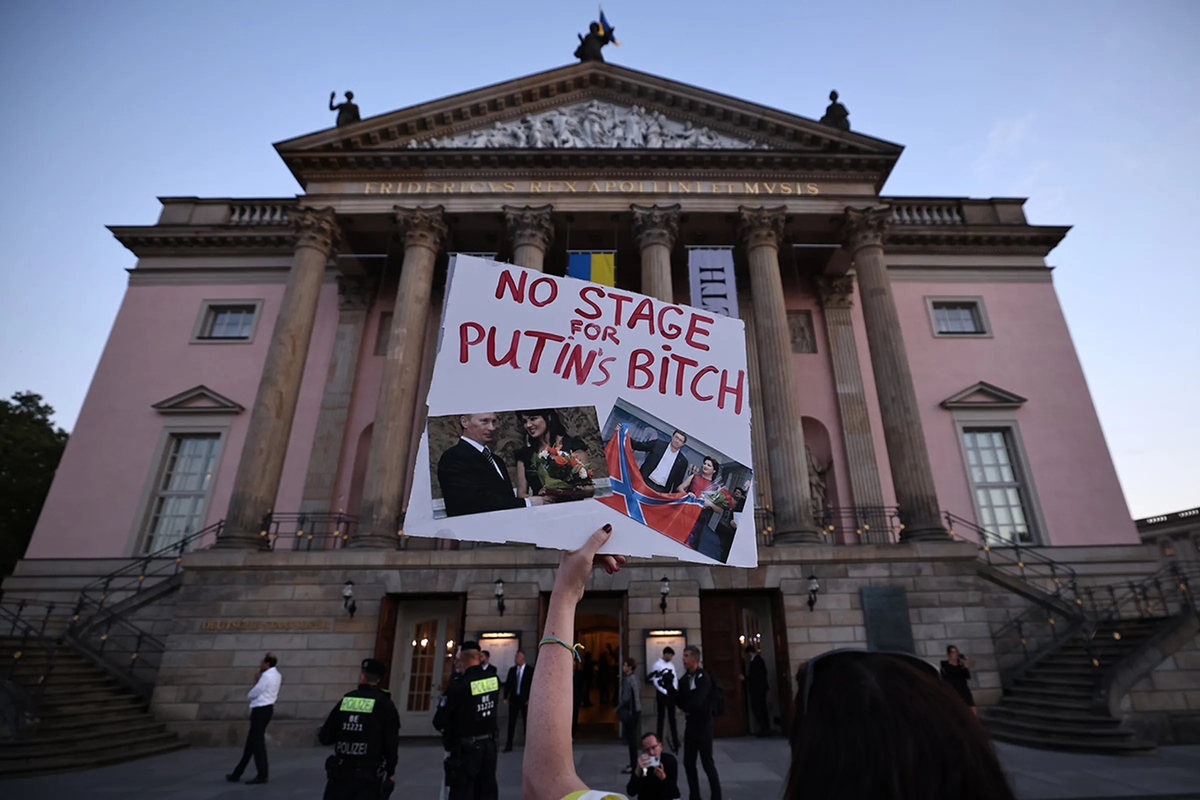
[4,738,1200,799]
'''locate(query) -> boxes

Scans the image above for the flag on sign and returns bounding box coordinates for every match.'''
[598,424,704,545]
[599,7,619,45]
[567,251,616,286]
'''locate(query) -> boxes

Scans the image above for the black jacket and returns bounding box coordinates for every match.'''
[672,668,715,732]
[318,684,401,777]
[437,439,524,517]
[504,664,534,703]
[626,751,680,800]
[746,654,768,697]
[434,663,500,740]
[631,437,689,493]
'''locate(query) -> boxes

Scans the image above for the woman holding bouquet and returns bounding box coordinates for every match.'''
[514,409,592,499]
[679,457,733,551]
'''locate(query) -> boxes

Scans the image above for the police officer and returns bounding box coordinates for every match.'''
[433,640,500,800]
[318,658,401,800]
[671,645,721,800]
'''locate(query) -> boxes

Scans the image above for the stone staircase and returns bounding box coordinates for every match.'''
[0,635,186,778]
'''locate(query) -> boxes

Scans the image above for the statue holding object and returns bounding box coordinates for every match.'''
[330,91,361,128]
[575,21,614,63]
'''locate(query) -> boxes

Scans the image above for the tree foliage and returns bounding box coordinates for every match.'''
[0,392,69,581]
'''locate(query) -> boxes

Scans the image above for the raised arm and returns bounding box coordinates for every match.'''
[523,526,625,800]
[329,91,338,111]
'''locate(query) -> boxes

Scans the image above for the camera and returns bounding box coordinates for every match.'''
[647,756,660,768]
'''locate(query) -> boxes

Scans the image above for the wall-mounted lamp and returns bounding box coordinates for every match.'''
[660,576,670,615]
[807,573,820,612]
[342,580,357,618]
[495,578,506,617]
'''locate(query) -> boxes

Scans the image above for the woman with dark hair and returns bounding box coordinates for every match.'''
[679,456,725,550]
[513,409,590,498]
[788,650,1014,800]
[941,644,976,714]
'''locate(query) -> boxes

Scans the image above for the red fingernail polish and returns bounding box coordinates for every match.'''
[603,523,612,533]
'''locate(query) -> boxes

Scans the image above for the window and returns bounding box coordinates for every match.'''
[191,299,263,343]
[925,296,992,337]
[933,302,983,334]
[143,434,220,552]
[961,428,1033,543]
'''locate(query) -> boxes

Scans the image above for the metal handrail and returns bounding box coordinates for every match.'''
[945,511,1082,604]
[818,506,902,544]
[258,511,357,551]
[1,600,60,736]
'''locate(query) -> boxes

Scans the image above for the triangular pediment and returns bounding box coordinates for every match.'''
[152,385,244,415]
[941,382,1028,410]
[277,62,902,157]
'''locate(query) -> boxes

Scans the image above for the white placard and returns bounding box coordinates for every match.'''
[688,247,738,318]
[404,256,757,567]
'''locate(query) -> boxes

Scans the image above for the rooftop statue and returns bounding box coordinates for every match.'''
[330,91,361,127]
[575,21,614,63]
[819,90,850,131]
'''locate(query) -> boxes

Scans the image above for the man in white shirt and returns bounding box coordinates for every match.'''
[650,646,681,752]
[632,430,690,493]
[226,653,281,785]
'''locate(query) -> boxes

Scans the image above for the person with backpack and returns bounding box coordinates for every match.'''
[672,645,722,800]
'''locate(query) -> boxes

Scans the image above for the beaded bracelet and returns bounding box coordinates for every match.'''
[539,636,584,662]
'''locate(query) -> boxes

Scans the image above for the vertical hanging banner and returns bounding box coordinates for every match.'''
[404,255,757,567]
[688,247,738,318]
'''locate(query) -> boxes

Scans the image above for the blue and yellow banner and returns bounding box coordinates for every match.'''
[568,251,616,286]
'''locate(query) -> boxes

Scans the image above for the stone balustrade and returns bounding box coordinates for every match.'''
[228,203,292,226]
[889,203,964,226]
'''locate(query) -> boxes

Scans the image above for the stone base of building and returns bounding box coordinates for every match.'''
[151,540,1005,746]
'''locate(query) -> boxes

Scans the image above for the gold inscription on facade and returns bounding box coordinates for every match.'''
[200,619,331,631]
[359,180,821,197]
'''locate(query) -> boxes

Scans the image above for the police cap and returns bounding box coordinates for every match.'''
[361,657,387,677]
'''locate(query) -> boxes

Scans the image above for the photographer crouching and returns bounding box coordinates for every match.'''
[627,732,680,800]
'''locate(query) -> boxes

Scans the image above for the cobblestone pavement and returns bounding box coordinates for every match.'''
[4,738,1200,799]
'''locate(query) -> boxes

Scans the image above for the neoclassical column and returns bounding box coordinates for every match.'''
[738,302,774,528]
[503,204,554,271]
[299,275,375,518]
[630,203,680,302]
[816,275,888,543]
[353,206,447,547]
[737,206,820,544]
[838,207,947,540]
[220,207,341,547]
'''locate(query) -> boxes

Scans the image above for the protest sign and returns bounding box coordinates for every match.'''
[404,255,757,566]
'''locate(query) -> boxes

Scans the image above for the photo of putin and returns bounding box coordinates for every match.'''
[437,412,547,517]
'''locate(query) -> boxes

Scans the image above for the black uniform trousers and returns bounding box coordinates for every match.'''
[683,718,721,800]
[505,699,527,749]
[448,739,498,800]
[323,764,385,800]
[656,692,679,746]
[232,705,273,780]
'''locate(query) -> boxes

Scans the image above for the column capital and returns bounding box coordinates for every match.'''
[394,205,447,253]
[737,205,788,251]
[292,206,341,254]
[816,276,855,310]
[336,274,376,311]
[630,203,681,250]
[838,206,891,253]
[503,204,555,252]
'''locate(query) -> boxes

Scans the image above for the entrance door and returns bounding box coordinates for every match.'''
[392,600,461,735]
[699,595,746,737]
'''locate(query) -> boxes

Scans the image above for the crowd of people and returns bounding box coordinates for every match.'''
[222,523,1001,800]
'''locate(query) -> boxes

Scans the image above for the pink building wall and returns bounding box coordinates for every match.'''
[27,279,339,558]
[891,279,1138,546]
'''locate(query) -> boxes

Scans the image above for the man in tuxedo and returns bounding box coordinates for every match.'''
[437,412,546,517]
[480,650,498,679]
[502,650,534,752]
[744,644,770,737]
[632,429,690,493]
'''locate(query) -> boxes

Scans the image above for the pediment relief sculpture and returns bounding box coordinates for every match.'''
[406,100,768,151]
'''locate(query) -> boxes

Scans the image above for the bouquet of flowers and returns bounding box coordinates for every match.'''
[703,487,735,510]
[535,446,595,500]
